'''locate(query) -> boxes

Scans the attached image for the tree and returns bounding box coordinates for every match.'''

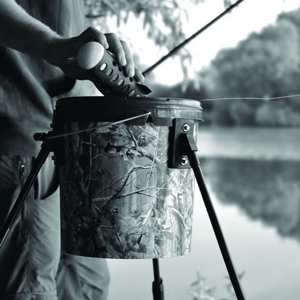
[84,0,204,50]
[277,7,300,37]
[201,16,300,126]
[83,0,240,81]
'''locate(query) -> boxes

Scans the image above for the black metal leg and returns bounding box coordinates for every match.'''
[185,133,246,300]
[152,258,164,300]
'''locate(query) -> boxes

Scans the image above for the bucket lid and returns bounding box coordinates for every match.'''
[54,96,203,126]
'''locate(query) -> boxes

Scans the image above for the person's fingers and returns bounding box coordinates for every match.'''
[134,67,145,83]
[120,40,135,78]
[105,36,144,81]
[105,33,126,66]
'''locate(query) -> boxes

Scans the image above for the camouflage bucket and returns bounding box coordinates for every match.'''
[53,97,202,259]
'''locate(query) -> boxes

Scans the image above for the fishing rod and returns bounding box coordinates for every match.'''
[143,0,300,103]
[142,0,245,77]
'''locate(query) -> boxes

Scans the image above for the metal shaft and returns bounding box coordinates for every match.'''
[185,133,246,300]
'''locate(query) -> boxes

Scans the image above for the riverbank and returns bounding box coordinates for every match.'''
[197,127,300,160]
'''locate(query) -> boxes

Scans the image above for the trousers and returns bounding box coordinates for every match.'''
[0,154,110,300]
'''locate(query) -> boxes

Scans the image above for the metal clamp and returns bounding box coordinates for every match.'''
[169,118,197,169]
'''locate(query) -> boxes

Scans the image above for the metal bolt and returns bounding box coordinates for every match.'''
[180,156,188,166]
[182,123,190,132]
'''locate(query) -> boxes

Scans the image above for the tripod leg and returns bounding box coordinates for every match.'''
[0,146,51,248]
[152,258,164,300]
[185,134,246,300]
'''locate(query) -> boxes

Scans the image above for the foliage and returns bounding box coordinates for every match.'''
[200,7,300,127]
[84,0,203,49]
[187,271,245,300]
[83,0,236,81]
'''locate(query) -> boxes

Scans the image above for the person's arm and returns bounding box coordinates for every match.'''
[0,0,60,59]
[0,0,144,81]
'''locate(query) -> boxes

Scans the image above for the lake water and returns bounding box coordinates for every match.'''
[107,127,300,300]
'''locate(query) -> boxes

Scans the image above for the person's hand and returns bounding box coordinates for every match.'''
[44,27,144,82]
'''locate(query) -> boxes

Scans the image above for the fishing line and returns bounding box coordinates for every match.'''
[200,94,300,102]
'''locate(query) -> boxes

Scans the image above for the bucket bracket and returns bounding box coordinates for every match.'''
[169,118,197,169]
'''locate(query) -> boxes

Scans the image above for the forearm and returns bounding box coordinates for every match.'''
[0,0,144,82]
[0,0,60,60]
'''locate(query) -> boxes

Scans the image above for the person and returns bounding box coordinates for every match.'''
[0,1,144,299]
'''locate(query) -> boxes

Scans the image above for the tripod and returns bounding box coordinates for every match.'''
[0,120,246,300]
[152,119,246,300]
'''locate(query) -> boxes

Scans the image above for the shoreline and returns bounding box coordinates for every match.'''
[197,127,300,161]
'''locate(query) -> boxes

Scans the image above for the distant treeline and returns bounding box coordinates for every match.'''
[154,7,300,127]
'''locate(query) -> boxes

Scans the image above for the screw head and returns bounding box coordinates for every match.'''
[182,123,190,132]
[180,156,188,166]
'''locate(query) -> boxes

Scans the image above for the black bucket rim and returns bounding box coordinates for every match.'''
[56,96,202,108]
[54,96,203,126]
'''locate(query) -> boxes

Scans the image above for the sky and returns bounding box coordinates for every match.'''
[107,0,300,85]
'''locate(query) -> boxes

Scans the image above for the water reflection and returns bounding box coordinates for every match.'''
[200,158,300,242]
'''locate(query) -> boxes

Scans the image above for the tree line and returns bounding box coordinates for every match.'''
[157,7,300,127]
